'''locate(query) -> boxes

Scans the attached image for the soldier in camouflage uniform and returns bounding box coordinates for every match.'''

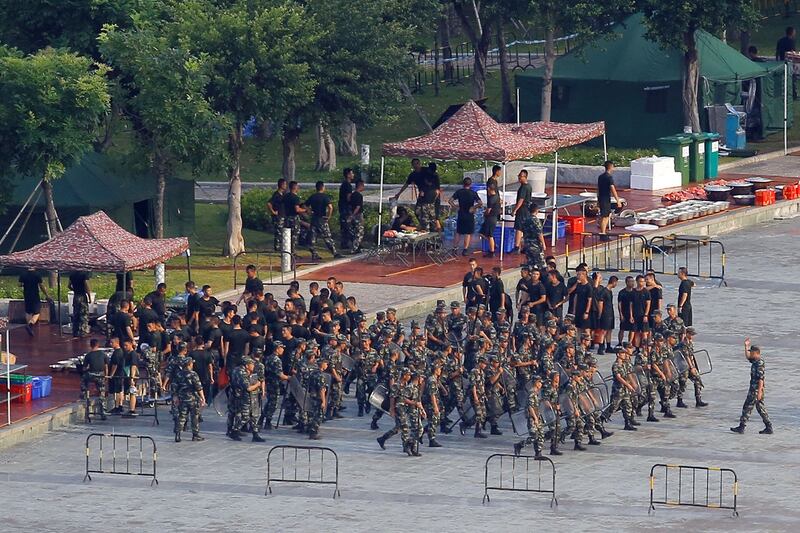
[163,342,189,421]
[423,363,444,447]
[355,337,380,417]
[376,366,411,452]
[426,305,449,351]
[228,357,265,442]
[249,350,266,432]
[306,356,329,440]
[446,301,467,342]
[442,347,468,434]
[261,341,289,430]
[347,179,366,253]
[521,204,546,270]
[469,355,490,438]
[646,335,675,421]
[731,338,772,434]
[513,376,545,457]
[674,327,707,408]
[485,356,506,435]
[603,346,638,431]
[173,357,206,442]
[402,372,426,456]
[371,342,401,430]
[663,304,686,339]
[539,340,563,456]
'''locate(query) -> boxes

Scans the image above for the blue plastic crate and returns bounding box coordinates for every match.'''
[543,219,567,240]
[36,376,53,398]
[470,183,487,192]
[31,377,43,400]
[481,224,515,253]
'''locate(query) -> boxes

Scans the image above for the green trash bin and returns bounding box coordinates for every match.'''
[698,132,720,179]
[657,135,692,186]
[687,133,706,183]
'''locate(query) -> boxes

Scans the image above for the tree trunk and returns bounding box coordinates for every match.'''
[682,33,701,133]
[739,30,750,55]
[282,127,300,181]
[154,152,166,239]
[224,125,246,257]
[471,27,492,100]
[94,96,117,153]
[439,9,454,82]
[315,121,337,172]
[540,24,556,123]
[41,179,61,237]
[497,21,514,122]
[337,119,358,156]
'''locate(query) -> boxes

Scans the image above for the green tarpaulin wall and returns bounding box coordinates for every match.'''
[1,152,194,253]
[515,13,793,148]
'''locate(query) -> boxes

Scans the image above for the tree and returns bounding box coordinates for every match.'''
[0,47,110,238]
[452,0,497,100]
[99,22,227,239]
[528,0,634,122]
[281,0,434,178]
[640,0,758,132]
[166,0,319,256]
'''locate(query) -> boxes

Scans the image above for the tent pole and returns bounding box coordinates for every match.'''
[483,160,488,183]
[5,331,9,424]
[516,88,520,125]
[603,133,608,162]
[784,62,788,155]
[0,179,42,249]
[57,272,61,338]
[186,250,192,283]
[378,157,385,246]
[551,152,558,249]
[500,163,507,261]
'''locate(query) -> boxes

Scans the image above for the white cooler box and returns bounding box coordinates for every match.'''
[630,156,676,178]
[630,171,682,191]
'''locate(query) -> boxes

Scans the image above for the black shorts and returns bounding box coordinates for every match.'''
[633,316,649,333]
[574,313,592,330]
[24,299,41,315]
[597,313,615,331]
[108,375,125,394]
[480,217,498,238]
[457,213,475,235]
[514,212,529,231]
[619,317,632,332]
[599,198,612,217]
[679,305,693,327]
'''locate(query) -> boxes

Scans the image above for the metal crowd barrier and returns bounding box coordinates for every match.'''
[647,235,727,286]
[84,432,158,486]
[233,250,296,290]
[579,233,649,275]
[266,445,340,499]
[483,453,557,507]
[86,376,161,425]
[649,463,738,517]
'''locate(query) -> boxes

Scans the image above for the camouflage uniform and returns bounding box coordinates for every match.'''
[539,352,562,451]
[229,365,254,434]
[739,357,771,428]
[284,215,300,255]
[309,217,338,256]
[521,215,545,270]
[423,374,442,441]
[72,293,90,337]
[517,385,545,455]
[399,381,423,448]
[415,203,437,232]
[306,367,327,437]
[81,371,107,418]
[273,215,285,252]
[605,358,635,426]
[350,212,364,251]
[141,345,162,398]
[469,366,488,427]
[262,352,283,427]
[442,355,467,425]
[357,348,380,413]
[174,365,203,436]
[249,359,265,425]
[674,339,704,403]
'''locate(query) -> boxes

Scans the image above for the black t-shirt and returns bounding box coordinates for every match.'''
[69,272,90,296]
[83,350,107,373]
[391,213,414,231]
[136,307,159,331]
[471,276,488,301]
[124,349,139,369]
[484,193,500,220]
[307,192,331,219]
[777,36,796,60]
[333,312,351,333]
[245,277,263,296]
[339,181,353,213]
[527,281,547,313]
[204,327,223,351]
[284,193,301,218]
[197,296,219,322]
[488,276,504,303]
[248,334,266,355]
[546,281,567,309]
[269,190,286,217]
[413,171,440,204]
[630,289,651,318]
[617,288,633,314]
[19,271,42,304]
[113,312,133,341]
[648,287,663,312]
[350,191,364,215]
[573,282,593,316]
[109,348,125,376]
[190,349,213,381]
[516,183,532,211]
[226,328,250,359]
[463,271,476,301]
[145,291,166,319]
[679,279,693,306]
[186,292,201,319]
[598,172,614,202]
[453,188,479,215]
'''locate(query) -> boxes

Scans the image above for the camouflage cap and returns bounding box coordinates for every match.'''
[564,313,575,321]
[546,320,558,328]
[272,340,284,348]
[653,333,664,341]
[306,339,318,348]
[666,303,676,309]
[139,343,150,352]
[386,307,397,313]
[685,327,696,335]
[580,333,592,341]
[436,305,447,313]
[436,300,446,307]
[177,342,188,352]
[411,320,421,329]
[478,304,487,311]
[477,355,488,364]
[495,308,506,315]
[651,309,662,316]
[376,311,386,319]
[242,356,255,365]
[450,301,461,308]
[180,357,193,367]
[400,366,412,375]
[466,306,477,313]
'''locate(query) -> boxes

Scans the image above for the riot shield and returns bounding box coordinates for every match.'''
[487,395,505,419]
[632,365,649,395]
[692,349,713,375]
[540,400,557,425]
[288,376,312,412]
[671,352,690,375]
[212,385,228,416]
[558,392,579,419]
[661,358,679,383]
[509,407,527,436]
[589,384,608,410]
[576,390,596,415]
[368,384,391,414]
[341,353,356,372]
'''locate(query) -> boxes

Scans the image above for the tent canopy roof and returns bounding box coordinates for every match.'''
[517,13,775,84]
[0,211,189,272]
[382,101,603,161]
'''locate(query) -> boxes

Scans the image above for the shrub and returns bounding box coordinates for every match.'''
[241,188,273,231]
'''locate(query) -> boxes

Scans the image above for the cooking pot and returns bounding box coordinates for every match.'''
[746,177,773,191]
[732,194,755,206]
[727,181,753,196]
[704,185,732,202]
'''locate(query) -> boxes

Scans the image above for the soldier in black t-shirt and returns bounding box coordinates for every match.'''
[512,170,532,251]
[267,178,288,251]
[306,181,342,260]
[449,177,482,256]
[339,168,355,249]
[677,267,694,326]
[347,180,366,253]
[283,181,306,254]
[18,268,50,335]
[392,158,440,232]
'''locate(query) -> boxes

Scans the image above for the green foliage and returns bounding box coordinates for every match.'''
[241,188,273,232]
[0,47,110,183]
[0,0,137,59]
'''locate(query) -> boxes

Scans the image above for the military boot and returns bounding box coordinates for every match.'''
[550,442,563,456]
[370,420,379,430]
[513,441,524,456]
[647,407,659,422]
[412,442,422,457]
[533,445,543,459]
[440,420,452,434]
[309,432,321,440]
[730,424,745,434]
[376,435,387,450]
[574,441,587,451]
[623,422,637,431]
[252,432,265,442]
[695,396,708,407]
[663,408,677,419]
[192,434,205,442]
[429,438,442,448]
[174,432,181,443]
[474,426,488,439]
[759,424,773,435]
[490,424,503,436]
[600,428,614,439]
[358,406,364,417]
[229,431,242,441]
[588,435,601,446]
[676,398,688,408]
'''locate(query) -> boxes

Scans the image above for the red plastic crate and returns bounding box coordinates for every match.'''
[0,382,32,403]
[561,215,585,234]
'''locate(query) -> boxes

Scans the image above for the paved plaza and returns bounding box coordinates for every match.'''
[2,217,800,532]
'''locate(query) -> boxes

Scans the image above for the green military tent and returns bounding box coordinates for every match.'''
[0,152,194,253]
[515,13,792,148]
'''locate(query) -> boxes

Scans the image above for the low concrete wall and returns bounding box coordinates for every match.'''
[501,161,632,189]
[0,403,81,452]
